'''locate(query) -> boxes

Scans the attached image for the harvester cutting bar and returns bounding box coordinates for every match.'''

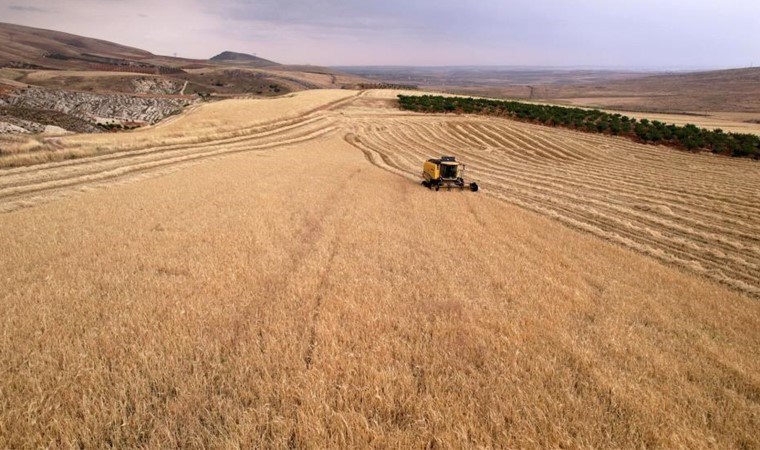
[422,180,479,192]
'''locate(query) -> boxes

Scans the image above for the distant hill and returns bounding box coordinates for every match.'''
[356,64,760,114]
[0,22,281,72]
[0,22,155,70]
[539,67,760,113]
[0,22,372,136]
[210,51,279,67]
[0,22,367,95]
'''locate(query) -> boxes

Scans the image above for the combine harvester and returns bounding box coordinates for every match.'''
[422,156,479,192]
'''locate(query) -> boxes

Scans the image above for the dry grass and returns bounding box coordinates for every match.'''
[427,87,760,136]
[1,90,759,448]
[442,67,760,118]
[0,136,44,154]
[554,103,760,135]
[546,68,760,114]
[502,98,760,136]
[348,91,760,298]
[22,70,158,81]
[258,67,366,88]
[0,90,356,168]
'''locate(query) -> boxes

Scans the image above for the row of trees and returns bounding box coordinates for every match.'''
[397,95,760,158]
[357,83,418,90]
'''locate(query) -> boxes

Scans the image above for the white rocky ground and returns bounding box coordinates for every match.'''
[42,125,69,135]
[131,77,182,95]
[0,122,28,133]
[0,86,195,134]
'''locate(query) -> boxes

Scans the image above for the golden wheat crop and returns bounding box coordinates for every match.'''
[345,91,760,299]
[0,89,356,168]
[1,89,758,448]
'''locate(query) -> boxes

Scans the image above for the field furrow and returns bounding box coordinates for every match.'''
[389,121,760,238]
[375,140,760,287]
[344,113,760,298]
[0,120,340,212]
[3,89,760,449]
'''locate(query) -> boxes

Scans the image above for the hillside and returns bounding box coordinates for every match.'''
[0,23,368,135]
[0,22,160,71]
[210,51,279,68]
[437,67,760,116]
[539,67,760,113]
[346,65,760,117]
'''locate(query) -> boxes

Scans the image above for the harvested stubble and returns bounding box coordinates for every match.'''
[0,90,758,448]
[348,91,760,299]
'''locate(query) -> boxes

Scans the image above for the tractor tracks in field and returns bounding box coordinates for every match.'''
[6,89,760,299]
[344,114,760,299]
[303,247,337,370]
[300,168,363,369]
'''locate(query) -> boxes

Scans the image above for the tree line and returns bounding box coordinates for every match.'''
[357,83,418,90]
[397,95,760,159]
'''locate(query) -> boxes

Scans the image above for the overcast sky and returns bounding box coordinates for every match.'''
[2,0,759,68]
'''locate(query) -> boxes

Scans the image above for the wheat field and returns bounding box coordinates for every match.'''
[344,92,760,298]
[1,90,758,448]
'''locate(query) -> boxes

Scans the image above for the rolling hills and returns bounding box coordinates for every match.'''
[0,22,364,87]
[346,65,760,121]
[537,67,760,114]
[0,22,368,135]
[0,21,154,69]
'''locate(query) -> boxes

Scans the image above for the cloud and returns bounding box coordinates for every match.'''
[220,0,403,29]
[0,0,758,67]
[7,5,51,13]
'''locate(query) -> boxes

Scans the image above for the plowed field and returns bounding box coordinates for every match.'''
[1,90,758,448]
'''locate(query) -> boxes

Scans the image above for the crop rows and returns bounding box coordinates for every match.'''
[398,95,760,158]
[0,98,357,212]
[3,90,758,298]
[346,115,760,297]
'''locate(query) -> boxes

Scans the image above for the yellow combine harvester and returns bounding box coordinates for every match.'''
[422,156,479,191]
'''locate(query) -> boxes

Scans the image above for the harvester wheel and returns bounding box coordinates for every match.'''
[433,183,440,191]
[470,182,479,192]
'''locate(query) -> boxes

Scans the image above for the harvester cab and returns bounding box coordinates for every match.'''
[422,156,479,192]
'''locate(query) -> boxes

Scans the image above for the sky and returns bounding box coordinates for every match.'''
[1,0,759,68]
